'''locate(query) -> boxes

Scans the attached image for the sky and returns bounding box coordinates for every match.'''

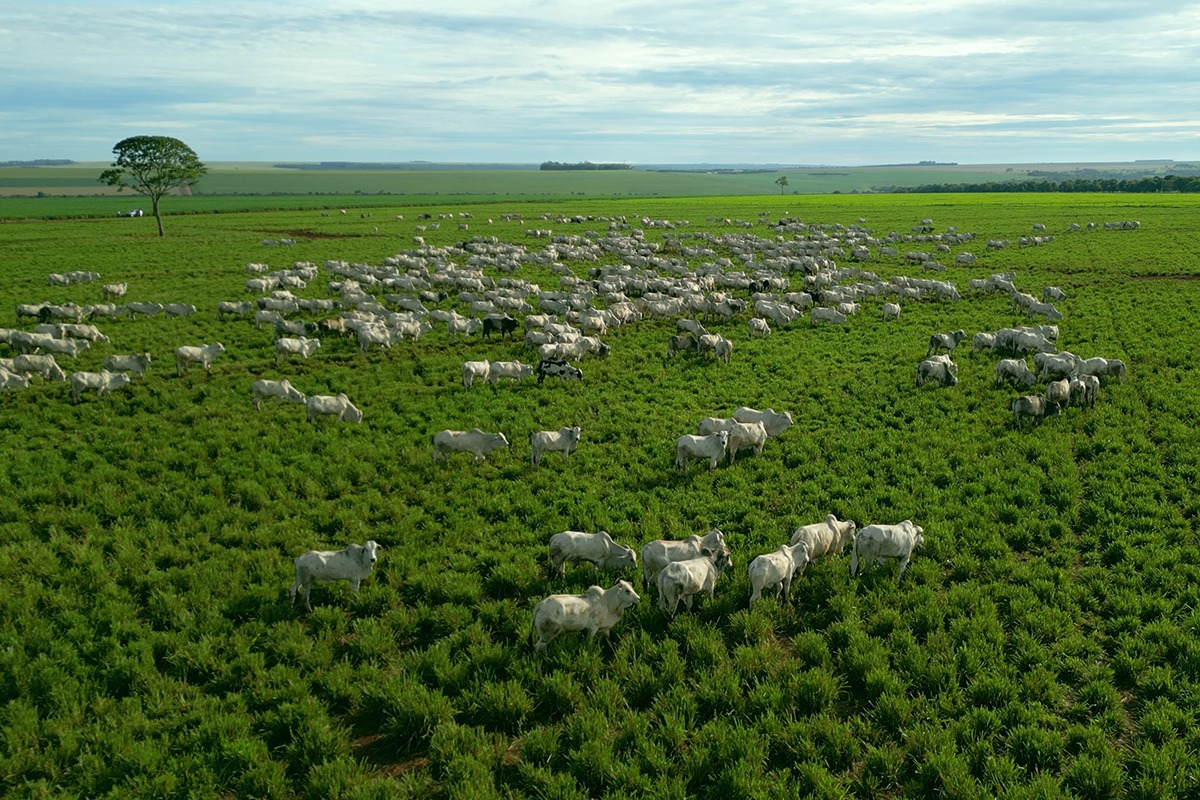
[2,1,1198,166]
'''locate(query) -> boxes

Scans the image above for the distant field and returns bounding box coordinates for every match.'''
[0,160,1182,208]
[3,193,1200,798]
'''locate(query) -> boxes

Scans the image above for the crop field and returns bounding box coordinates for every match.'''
[2,192,1200,799]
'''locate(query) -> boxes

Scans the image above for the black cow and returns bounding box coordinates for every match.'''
[482,314,519,340]
[537,359,583,384]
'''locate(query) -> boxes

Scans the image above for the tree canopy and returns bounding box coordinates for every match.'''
[99,136,207,236]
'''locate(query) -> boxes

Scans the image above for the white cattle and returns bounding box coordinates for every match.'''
[99,353,150,377]
[1034,351,1081,381]
[47,323,109,343]
[748,317,771,337]
[677,318,708,337]
[789,514,858,559]
[532,580,641,652]
[447,316,482,337]
[916,357,957,388]
[641,529,726,590]
[656,547,733,618]
[697,417,736,436]
[217,300,255,320]
[994,358,1037,389]
[1077,356,1126,384]
[1026,301,1063,321]
[128,301,164,317]
[290,540,382,611]
[251,378,305,409]
[175,342,225,376]
[850,520,924,581]
[1011,395,1053,428]
[69,370,131,403]
[101,282,128,300]
[675,430,729,472]
[748,542,811,607]
[810,307,847,325]
[881,302,901,321]
[531,426,582,466]
[971,332,997,355]
[488,360,534,384]
[548,531,637,576]
[432,429,510,463]
[163,303,198,318]
[462,360,491,388]
[393,320,433,341]
[12,354,67,382]
[357,325,394,353]
[0,368,31,390]
[306,393,363,423]
[275,336,320,366]
[726,420,767,463]
[1045,378,1071,408]
[35,336,90,359]
[732,407,793,438]
[926,329,966,357]
[1043,286,1067,302]
[713,337,733,363]
[1070,374,1100,408]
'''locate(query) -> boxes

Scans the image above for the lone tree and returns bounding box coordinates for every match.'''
[100,136,207,236]
[774,175,789,194]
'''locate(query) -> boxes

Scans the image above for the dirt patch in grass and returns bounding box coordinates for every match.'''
[258,228,363,239]
[1129,274,1200,280]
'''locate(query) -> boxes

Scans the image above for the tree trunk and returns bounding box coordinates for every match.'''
[152,196,165,236]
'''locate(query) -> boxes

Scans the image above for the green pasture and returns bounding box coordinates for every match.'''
[2,193,1200,798]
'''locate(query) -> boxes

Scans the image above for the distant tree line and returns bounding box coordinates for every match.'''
[897,175,1200,193]
[1,159,75,167]
[539,161,634,171]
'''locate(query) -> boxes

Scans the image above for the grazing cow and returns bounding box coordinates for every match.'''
[101,282,128,300]
[127,301,164,317]
[641,529,727,590]
[537,358,583,384]
[677,318,708,337]
[36,336,90,359]
[726,420,767,463]
[748,317,771,337]
[393,320,433,342]
[656,547,733,618]
[994,358,1037,389]
[881,302,901,321]
[972,332,997,355]
[175,342,225,376]
[532,580,641,652]
[1026,301,1063,321]
[305,393,363,423]
[748,542,811,607]
[916,357,958,388]
[163,303,198,318]
[1034,351,1081,381]
[850,520,924,581]
[447,316,482,338]
[69,369,131,403]
[12,354,67,382]
[1045,378,1071,408]
[713,337,733,363]
[251,378,305,409]
[548,531,636,576]
[290,540,382,611]
[667,333,698,357]
[1011,395,1053,428]
[462,360,491,388]
[732,407,793,438]
[432,429,510,463]
[789,514,857,560]
[926,329,966,357]
[1043,286,1067,302]
[482,314,519,340]
[531,425,582,466]
[675,430,730,472]
[97,353,150,379]
[275,336,320,366]
[356,325,394,353]
[0,368,30,390]
[488,360,534,384]
[810,307,847,325]
[1070,374,1100,408]
[697,416,736,436]
[216,300,254,319]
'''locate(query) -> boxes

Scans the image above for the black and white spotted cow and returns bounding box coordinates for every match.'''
[537,358,583,384]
